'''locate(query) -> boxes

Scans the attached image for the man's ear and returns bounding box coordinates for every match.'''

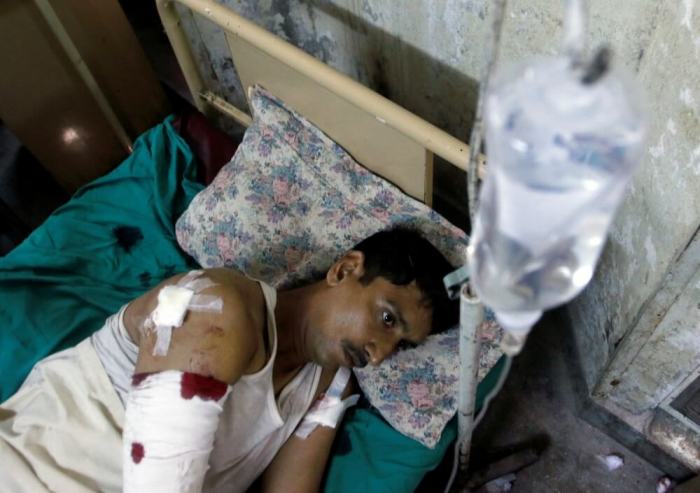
[326,250,365,286]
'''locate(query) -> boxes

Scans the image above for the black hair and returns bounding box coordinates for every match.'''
[352,227,459,333]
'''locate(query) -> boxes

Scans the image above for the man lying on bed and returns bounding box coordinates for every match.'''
[0,227,457,493]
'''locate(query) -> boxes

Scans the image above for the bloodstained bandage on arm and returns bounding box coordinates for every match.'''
[123,371,230,493]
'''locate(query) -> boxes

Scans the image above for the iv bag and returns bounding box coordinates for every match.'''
[467,54,646,342]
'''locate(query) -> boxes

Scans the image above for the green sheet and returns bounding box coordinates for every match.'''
[0,116,202,401]
[324,356,506,492]
[0,116,502,492]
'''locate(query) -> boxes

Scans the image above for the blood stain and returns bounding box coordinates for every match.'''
[180,372,227,401]
[131,442,145,464]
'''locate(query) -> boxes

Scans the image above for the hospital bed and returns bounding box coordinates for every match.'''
[0,1,501,491]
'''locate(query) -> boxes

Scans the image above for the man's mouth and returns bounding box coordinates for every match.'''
[342,343,368,368]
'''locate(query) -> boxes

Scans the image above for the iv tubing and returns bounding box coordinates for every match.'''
[466,0,509,223]
[563,0,586,65]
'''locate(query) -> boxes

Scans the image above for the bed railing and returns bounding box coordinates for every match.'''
[156,0,486,204]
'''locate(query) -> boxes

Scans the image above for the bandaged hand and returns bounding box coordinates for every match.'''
[295,367,359,439]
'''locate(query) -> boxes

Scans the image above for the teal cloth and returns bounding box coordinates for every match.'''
[323,356,506,492]
[0,116,203,401]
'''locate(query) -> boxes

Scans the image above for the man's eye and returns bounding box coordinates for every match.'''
[382,311,395,328]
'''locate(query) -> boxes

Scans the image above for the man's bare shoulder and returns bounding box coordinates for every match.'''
[200,268,265,316]
[128,268,268,384]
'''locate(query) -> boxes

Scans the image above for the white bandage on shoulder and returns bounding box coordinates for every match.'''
[153,285,194,327]
[295,367,360,439]
[123,371,230,493]
[147,270,223,356]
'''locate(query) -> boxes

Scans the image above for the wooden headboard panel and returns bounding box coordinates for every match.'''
[156,0,483,204]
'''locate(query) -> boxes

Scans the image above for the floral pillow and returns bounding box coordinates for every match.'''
[175,86,503,447]
[176,86,468,285]
[355,312,503,448]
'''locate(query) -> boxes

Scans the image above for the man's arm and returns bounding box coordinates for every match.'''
[130,272,264,382]
[122,271,265,492]
[261,370,356,493]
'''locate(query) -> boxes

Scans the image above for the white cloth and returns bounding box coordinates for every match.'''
[206,282,322,492]
[0,340,124,493]
[90,304,138,405]
[0,280,322,493]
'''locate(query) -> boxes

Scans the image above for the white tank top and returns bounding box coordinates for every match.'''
[91,280,322,493]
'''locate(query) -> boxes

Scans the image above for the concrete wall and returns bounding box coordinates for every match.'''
[181,0,700,396]
[566,0,700,394]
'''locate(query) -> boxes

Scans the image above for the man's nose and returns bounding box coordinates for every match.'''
[365,337,398,366]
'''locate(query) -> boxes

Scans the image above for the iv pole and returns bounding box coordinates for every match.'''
[449,1,587,491]
[454,0,509,482]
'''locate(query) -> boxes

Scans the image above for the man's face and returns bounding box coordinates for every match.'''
[307,272,433,369]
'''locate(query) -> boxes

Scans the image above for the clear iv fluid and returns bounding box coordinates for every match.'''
[468,57,646,328]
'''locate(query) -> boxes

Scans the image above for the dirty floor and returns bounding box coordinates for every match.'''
[465,310,667,493]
